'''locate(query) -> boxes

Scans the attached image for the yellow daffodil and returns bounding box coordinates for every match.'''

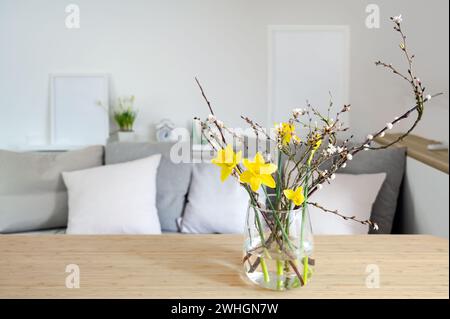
[276,123,296,145]
[240,153,277,192]
[283,187,305,206]
[211,144,242,182]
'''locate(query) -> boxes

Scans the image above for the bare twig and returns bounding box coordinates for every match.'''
[308,202,379,230]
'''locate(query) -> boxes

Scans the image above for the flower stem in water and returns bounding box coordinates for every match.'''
[276,260,284,290]
[260,257,270,283]
[303,257,309,284]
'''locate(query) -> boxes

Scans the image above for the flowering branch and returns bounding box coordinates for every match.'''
[368,15,444,150]
[307,202,379,230]
[195,15,443,234]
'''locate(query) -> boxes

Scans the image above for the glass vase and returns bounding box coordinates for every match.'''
[243,199,314,291]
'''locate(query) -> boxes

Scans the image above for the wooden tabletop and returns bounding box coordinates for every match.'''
[375,134,449,174]
[0,235,448,299]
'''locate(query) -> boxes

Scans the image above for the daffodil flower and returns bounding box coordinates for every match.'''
[277,123,296,146]
[283,187,305,206]
[211,144,242,182]
[240,153,277,192]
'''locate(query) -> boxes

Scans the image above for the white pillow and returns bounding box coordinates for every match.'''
[180,164,249,234]
[63,155,162,235]
[309,173,386,235]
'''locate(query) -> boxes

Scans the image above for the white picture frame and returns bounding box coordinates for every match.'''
[49,73,109,147]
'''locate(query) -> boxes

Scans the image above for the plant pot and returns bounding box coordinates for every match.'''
[243,200,314,291]
[110,131,137,142]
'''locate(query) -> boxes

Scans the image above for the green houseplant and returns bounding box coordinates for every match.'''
[113,95,137,132]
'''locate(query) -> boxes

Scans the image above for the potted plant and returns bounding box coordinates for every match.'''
[112,95,138,142]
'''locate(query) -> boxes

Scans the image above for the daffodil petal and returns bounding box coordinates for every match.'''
[239,170,253,184]
[284,189,294,199]
[249,177,262,192]
[260,174,276,189]
[242,158,251,170]
[260,163,278,175]
[293,193,305,206]
[220,167,233,182]
[254,153,265,165]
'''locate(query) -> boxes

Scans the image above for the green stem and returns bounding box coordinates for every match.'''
[260,258,270,283]
[300,152,314,285]
[276,259,284,290]
[303,256,309,284]
[262,187,294,251]
[276,150,283,207]
[247,186,271,283]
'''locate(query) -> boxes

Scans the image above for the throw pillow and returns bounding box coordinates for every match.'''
[63,155,162,234]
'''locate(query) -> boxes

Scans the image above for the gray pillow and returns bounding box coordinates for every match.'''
[105,142,192,232]
[0,146,104,233]
[338,147,406,234]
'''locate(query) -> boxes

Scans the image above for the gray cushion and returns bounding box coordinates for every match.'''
[338,146,406,234]
[0,146,104,233]
[105,142,192,232]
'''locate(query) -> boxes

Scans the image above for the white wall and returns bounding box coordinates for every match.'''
[0,0,448,147]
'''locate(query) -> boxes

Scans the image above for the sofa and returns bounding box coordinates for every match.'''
[0,142,406,235]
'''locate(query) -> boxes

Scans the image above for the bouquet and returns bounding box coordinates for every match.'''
[194,16,442,290]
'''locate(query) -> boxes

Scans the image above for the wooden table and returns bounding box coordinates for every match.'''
[0,235,448,299]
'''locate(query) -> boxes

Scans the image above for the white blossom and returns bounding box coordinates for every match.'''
[380,132,386,138]
[392,15,403,24]
[386,123,394,130]
[317,184,323,190]
[216,120,224,128]
[330,174,336,180]
[342,163,347,168]
[293,108,304,117]
[425,94,432,101]
[347,154,353,161]
[367,134,374,141]
[327,144,337,155]
[373,223,379,231]
[207,114,216,123]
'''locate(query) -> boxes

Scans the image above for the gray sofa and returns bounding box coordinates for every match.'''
[0,142,406,235]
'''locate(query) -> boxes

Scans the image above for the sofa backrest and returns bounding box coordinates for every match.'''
[0,146,104,233]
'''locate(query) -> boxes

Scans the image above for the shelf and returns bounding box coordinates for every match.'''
[375,134,449,174]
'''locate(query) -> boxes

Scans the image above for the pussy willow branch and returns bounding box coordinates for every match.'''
[241,116,273,141]
[195,77,227,145]
[363,93,442,151]
[307,202,378,229]
[368,17,442,150]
